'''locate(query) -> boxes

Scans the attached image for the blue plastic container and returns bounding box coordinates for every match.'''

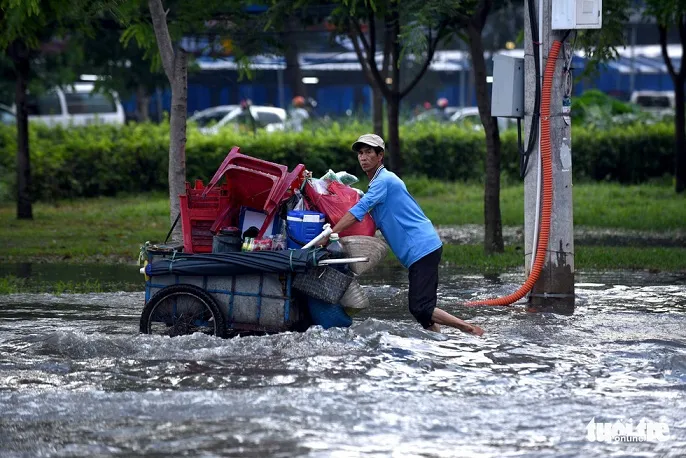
[307,297,352,329]
[286,210,326,249]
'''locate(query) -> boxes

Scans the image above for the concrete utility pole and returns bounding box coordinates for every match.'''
[523,0,575,314]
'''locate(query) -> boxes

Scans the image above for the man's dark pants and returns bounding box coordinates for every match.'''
[408,246,442,329]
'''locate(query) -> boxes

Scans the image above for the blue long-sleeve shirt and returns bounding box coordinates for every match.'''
[349,166,442,268]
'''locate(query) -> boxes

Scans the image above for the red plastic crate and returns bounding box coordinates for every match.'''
[180,180,230,253]
[181,149,307,253]
[205,146,288,196]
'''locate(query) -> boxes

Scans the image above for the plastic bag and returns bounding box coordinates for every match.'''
[335,171,359,186]
[308,178,330,195]
[305,180,376,238]
[320,169,339,183]
[293,190,306,211]
[320,169,359,186]
[282,190,309,221]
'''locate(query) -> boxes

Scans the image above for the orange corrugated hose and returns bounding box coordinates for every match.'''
[466,40,562,307]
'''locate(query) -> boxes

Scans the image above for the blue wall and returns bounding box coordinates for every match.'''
[123,61,677,119]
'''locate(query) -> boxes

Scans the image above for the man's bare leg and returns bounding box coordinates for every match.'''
[430,308,484,336]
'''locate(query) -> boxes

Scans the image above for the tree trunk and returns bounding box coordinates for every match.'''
[136,84,150,122]
[374,19,392,139]
[168,49,188,242]
[149,0,188,242]
[284,17,306,99]
[675,80,685,193]
[372,87,384,136]
[387,9,402,175]
[347,23,386,137]
[387,94,401,173]
[467,25,503,253]
[11,42,32,220]
[658,21,685,193]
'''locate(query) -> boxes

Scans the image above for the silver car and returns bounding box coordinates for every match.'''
[450,106,517,131]
[189,105,286,135]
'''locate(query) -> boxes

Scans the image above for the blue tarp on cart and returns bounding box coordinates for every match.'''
[145,249,327,277]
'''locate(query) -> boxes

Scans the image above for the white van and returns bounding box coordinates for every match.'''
[630,90,675,118]
[25,83,125,127]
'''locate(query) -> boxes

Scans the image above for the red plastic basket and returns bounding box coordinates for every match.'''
[180,148,307,254]
[179,180,230,253]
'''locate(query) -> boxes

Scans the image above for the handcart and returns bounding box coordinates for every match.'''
[138,242,368,338]
[137,146,372,337]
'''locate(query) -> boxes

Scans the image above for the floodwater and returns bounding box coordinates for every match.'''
[0,264,685,457]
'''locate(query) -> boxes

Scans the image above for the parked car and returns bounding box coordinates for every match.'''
[630,90,674,118]
[450,106,517,131]
[188,105,239,127]
[189,105,286,135]
[21,83,126,127]
[407,106,460,124]
[0,104,15,125]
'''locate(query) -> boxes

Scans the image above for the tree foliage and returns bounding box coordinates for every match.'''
[0,0,126,219]
[571,0,634,76]
[0,0,124,47]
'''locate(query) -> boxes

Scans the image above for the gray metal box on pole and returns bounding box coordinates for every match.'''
[491,54,524,118]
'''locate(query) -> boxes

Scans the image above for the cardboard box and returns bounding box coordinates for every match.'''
[238,207,282,237]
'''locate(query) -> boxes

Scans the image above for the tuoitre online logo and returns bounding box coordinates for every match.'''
[586,417,670,443]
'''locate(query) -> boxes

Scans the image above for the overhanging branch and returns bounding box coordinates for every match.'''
[399,23,447,99]
[351,18,391,98]
[382,19,392,79]
[348,26,375,85]
[369,12,376,60]
[352,19,372,63]
[476,0,493,30]
[390,9,400,94]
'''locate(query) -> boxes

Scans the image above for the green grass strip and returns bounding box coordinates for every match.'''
[0,183,684,271]
[411,180,686,229]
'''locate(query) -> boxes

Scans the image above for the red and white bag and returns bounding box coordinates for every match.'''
[304,180,376,237]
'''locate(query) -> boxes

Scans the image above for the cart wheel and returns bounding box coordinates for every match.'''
[140,284,226,338]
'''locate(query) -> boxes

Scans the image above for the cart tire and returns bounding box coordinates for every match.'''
[140,284,226,338]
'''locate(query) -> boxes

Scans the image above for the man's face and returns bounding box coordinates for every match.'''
[357,145,383,173]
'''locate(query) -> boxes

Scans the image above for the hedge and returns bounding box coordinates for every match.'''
[0,120,676,201]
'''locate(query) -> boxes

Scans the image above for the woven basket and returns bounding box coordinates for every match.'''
[293,266,353,304]
[340,279,369,316]
[340,236,388,275]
